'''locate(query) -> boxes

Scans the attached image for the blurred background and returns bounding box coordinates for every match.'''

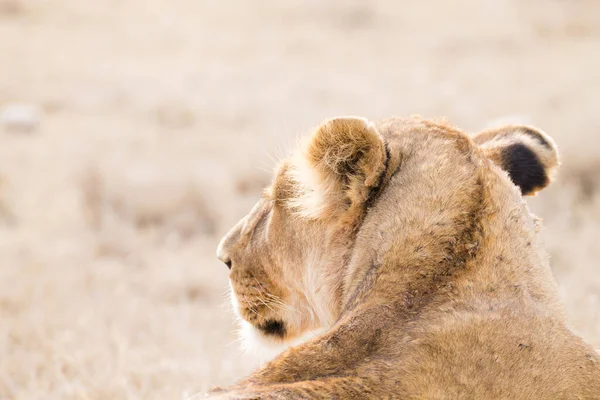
[1,0,599,399]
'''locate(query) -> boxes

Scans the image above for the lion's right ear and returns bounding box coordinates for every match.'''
[289,117,387,219]
[473,125,559,196]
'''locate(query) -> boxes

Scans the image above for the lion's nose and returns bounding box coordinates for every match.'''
[217,216,245,271]
[223,258,232,270]
[217,250,232,270]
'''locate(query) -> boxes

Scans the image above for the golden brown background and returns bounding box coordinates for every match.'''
[1,1,599,399]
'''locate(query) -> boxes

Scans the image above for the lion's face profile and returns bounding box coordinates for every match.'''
[217,116,558,358]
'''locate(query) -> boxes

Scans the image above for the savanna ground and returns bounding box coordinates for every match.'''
[0,1,599,399]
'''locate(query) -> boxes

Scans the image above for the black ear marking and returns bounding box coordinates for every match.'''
[502,143,549,195]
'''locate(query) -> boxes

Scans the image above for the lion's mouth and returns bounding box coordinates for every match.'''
[258,319,286,338]
[229,282,289,340]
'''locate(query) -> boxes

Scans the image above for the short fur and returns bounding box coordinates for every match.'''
[214,116,600,399]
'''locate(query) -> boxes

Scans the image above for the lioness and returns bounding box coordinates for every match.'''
[213,116,600,399]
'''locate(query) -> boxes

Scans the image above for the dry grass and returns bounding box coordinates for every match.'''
[1,0,599,398]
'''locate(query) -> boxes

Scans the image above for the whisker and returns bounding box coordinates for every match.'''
[252,277,268,291]
[264,296,299,313]
[266,301,298,314]
[247,305,261,317]
[250,279,301,314]
[243,295,259,307]
[254,294,276,313]
[263,292,287,304]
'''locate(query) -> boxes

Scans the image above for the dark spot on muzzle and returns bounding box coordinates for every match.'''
[260,319,286,338]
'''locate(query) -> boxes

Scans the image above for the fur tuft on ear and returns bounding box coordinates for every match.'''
[473,125,559,196]
[289,117,387,219]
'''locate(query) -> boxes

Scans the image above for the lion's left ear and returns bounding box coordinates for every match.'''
[473,125,559,196]
[290,116,387,218]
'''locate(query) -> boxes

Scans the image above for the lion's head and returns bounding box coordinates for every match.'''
[217,116,558,359]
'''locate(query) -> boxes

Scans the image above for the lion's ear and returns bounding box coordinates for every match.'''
[306,117,387,188]
[291,116,387,218]
[473,125,559,196]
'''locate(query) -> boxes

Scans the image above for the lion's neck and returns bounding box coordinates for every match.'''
[340,174,563,322]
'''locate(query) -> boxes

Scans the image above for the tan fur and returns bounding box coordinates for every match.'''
[214,116,600,399]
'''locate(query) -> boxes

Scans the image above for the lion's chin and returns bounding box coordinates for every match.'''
[229,281,325,363]
[237,319,325,364]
